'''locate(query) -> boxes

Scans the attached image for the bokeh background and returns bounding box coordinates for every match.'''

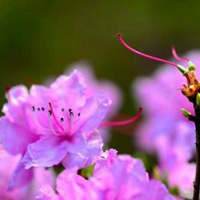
[1,0,200,157]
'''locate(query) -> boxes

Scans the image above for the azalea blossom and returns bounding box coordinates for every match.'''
[132,50,198,196]
[45,61,123,144]
[66,61,123,144]
[0,70,111,170]
[117,34,197,198]
[0,148,55,200]
[36,149,175,200]
[132,51,199,194]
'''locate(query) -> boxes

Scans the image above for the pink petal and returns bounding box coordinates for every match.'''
[62,132,103,169]
[22,136,68,168]
[8,160,33,190]
[78,93,111,135]
[0,117,38,155]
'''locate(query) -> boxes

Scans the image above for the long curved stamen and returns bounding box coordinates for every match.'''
[100,107,142,128]
[171,46,189,62]
[117,33,178,68]
[49,102,65,132]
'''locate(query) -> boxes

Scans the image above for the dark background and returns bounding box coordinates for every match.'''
[1,0,200,155]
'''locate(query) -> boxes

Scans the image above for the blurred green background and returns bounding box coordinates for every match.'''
[1,0,200,155]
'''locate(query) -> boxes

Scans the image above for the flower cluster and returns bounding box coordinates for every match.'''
[0,147,55,200]
[36,149,174,200]
[133,51,200,197]
[0,50,185,199]
[0,66,167,200]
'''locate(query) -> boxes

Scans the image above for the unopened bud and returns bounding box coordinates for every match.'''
[177,65,188,75]
[153,167,161,180]
[181,108,191,119]
[196,93,200,106]
[188,61,196,71]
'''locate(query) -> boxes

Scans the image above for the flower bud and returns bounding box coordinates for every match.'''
[196,93,200,106]
[188,61,196,71]
[181,108,191,119]
[177,65,188,75]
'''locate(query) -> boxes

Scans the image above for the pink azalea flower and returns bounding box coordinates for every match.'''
[0,148,55,200]
[161,162,195,199]
[36,149,175,200]
[132,51,198,193]
[46,61,123,143]
[0,70,111,170]
[132,52,200,157]
[117,34,197,198]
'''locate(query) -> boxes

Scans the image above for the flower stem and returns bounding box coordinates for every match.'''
[193,103,200,200]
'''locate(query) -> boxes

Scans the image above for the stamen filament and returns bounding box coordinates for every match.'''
[74,113,81,124]
[49,102,65,133]
[48,112,62,136]
[171,46,189,62]
[100,107,142,128]
[117,33,178,68]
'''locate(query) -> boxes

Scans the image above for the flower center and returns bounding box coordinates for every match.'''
[31,103,81,136]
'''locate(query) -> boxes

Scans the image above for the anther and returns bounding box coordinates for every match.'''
[32,106,35,112]
[70,112,74,117]
[69,108,74,117]
[78,113,80,117]
[48,110,52,116]
[60,117,64,122]
[49,102,65,132]
[61,108,65,112]
[42,107,45,111]
[38,108,41,111]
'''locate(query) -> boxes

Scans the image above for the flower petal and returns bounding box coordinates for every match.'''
[62,131,103,169]
[22,136,68,168]
[0,117,38,155]
[78,92,111,135]
[35,185,58,200]
[8,160,33,190]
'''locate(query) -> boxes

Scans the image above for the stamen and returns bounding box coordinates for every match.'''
[60,117,64,122]
[49,102,64,133]
[67,108,74,135]
[32,106,35,112]
[48,110,61,136]
[117,33,178,68]
[74,112,81,124]
[100,107,142,128]
[171,46,189,62]
[48,110,52,116]
[31,106,45,129]
[70,112,73,117]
